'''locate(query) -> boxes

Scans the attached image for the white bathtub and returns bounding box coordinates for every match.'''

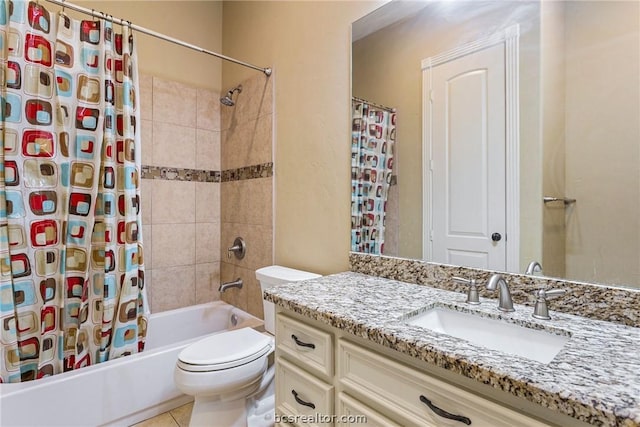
[0,301,263,427]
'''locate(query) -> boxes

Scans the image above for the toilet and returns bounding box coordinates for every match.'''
[174,265,321,427]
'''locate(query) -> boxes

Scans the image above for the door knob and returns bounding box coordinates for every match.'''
[491,232,502,242]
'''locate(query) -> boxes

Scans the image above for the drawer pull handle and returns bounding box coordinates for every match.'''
[291,334,315,349]
[292,389,316,409]
[419,395,471,425]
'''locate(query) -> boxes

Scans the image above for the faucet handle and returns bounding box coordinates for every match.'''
[534,288,566,300]
[532,288,566,320]
[452,277,483,305]
[227,237,246,260]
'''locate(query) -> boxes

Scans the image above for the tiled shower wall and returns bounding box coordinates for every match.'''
[139,73,222,312]
[219,75,274,320]
[139,72,274,318]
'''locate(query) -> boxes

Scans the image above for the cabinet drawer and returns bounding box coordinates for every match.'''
[277,313,333,379]
[276,358,334,427]
[338,340,550,427]
[337,392,402,427]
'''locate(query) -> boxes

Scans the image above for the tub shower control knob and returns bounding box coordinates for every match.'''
[227,237,246,260]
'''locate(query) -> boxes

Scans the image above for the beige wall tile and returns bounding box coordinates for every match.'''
[197,88,221,131]
[151,180,195,224]
[247,177,273,227]
[221,114,272,170]
[220,181,242,224]
[141,119,153,165]
[196,129,220,171]
[152,122,196,169]
[219,262,247,311]
[152,77,197,128]
[244,272,264,320]
[195,262,221,304]
[220,100,233,132]
[139,73,153,122]
[219,223,233,264]
[222,74,272,130]
[218,264,264,320]
[220,222,273,272]
[196,222,220,264]
[195,182,220,223]
[152,224,196,268]
[141,178,152,226]
[142,225,152,269]
[151,265,196,312]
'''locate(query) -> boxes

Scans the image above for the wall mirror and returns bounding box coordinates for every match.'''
[351,0,639,288]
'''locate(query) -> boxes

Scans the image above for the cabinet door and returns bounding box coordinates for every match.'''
[276,358,334,427]
[337,392,402,427]
[277,313,334,380]
[338,339,550,427]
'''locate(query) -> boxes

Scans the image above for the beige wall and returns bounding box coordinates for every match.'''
[222,1,383,275]
[564,1,640,286]
[541,1,566,278]
[352,2,543,267]
[71,1,223,90]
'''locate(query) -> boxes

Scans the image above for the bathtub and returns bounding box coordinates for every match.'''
[0,301,263,427]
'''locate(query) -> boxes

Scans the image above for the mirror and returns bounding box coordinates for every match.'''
[351,1,640,288]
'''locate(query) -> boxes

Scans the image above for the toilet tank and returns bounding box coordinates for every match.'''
[255,266,321,334]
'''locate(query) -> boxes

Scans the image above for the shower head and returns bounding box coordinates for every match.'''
[220,85,242,107]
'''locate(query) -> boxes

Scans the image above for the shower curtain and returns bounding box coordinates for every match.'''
[351,99,395,254]
[0,1,147,383]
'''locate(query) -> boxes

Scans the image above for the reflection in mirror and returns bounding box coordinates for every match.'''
[351,98,397,255]
[351,1,640,288]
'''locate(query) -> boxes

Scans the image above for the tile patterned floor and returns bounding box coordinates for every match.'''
[130,402,192,427]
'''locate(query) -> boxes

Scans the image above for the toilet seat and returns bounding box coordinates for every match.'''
[177,328,273,372]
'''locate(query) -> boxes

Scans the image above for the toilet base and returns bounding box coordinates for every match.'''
[187,366,276,427]
[190,396,247,427]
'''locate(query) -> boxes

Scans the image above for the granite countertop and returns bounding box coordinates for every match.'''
[264,272,640,427]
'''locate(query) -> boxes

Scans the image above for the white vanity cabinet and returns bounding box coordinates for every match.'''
[275,310,558,427]
[338,339,549,426]
[275,313,335,426]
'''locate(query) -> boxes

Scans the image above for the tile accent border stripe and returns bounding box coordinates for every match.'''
[142,165,221,182]
[141,163,273,183]
[349,252,640,327]
[221,163,273,181]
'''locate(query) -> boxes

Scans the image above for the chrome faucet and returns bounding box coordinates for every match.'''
[525,261,543,275]
[219,278,243,292]
[485,274,515,312]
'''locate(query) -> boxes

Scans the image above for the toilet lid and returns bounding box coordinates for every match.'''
[177,328,273,372]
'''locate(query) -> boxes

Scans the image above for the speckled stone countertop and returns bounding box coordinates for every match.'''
[264,272,640,427]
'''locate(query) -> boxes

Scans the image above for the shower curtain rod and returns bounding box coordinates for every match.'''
[352,96,396,113]
[44,0,272,76]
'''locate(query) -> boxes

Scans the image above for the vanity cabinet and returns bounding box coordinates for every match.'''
[275,311,553,427]
[275,313,335,426]
[338,339,548,426]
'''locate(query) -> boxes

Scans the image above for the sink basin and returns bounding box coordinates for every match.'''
[405,307,569,364]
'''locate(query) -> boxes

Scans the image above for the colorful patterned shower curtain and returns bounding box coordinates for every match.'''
[0,1,147,383]
[351,99,396,254]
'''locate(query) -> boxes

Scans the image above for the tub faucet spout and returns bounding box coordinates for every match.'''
[219,278,243,292]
